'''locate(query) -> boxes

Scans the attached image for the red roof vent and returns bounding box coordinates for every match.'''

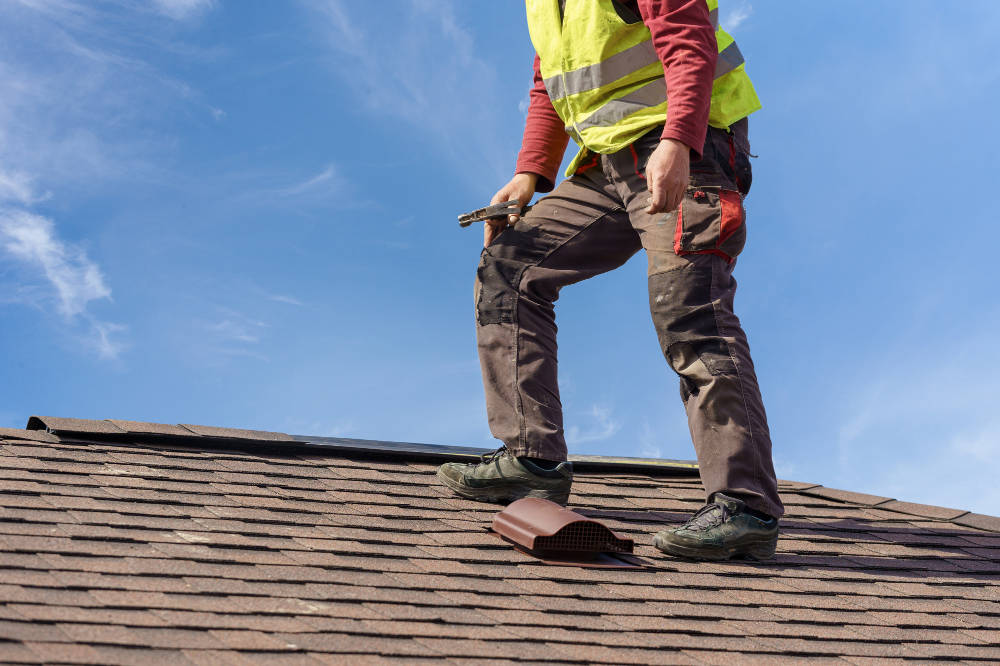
[492,498,634,556]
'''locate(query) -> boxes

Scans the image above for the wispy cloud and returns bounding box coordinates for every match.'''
[277,165,344,198]
[88,318,127,360]
[268,294,304,307]
[566,404,621,447]
[315,1,365,57]
[0,0,227,193]
[207,310,268,345]
[0,210,109,318]
[150,0,216,21]
[722,2,752,32]
[0,4,199,191]
[950,421,1000,464]
[636,422,663,459]
[0,169,46,206]
[225,163,354,212]
[0,0,225,359]
[311,0,511,185]
[195,308,271,361]
[772,457,799,481]
[0,208,124,358]
[828,323,1000,516]
[875,426,1000,517]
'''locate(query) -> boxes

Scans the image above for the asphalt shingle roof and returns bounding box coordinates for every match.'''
[0,417,998,664]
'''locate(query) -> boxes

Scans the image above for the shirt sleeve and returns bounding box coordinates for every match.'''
[637,0,717,156]
[514,54,569,193]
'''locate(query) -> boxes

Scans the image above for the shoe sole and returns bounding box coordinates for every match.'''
[652,533,777,561]
[436,468,570,506]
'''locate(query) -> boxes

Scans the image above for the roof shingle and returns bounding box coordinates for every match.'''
[1,417,998,664]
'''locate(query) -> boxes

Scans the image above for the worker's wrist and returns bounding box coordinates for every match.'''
[660,129,701,156]
[658,137,690,153]
[513,172,539,188]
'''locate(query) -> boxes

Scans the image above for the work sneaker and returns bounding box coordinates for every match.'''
[652,493,778,561]
[436,446,573,505]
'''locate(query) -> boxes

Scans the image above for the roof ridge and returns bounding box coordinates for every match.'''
[18,415,702,476]
[4,415,999,531]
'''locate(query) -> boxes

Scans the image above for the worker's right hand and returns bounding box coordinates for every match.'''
[484,173,538,247]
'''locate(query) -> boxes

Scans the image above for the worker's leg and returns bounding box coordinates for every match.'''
[607,123,783,520]
[475,169,640,461]
[650,253,783,519]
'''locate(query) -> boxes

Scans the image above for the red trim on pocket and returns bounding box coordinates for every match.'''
[630,144,646,179]
[575,154,599,174]
[673,203,684,254]
[718,189,744,245]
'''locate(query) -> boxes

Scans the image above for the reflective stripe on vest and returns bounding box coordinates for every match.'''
[544,40,660,102]
[716,40,745,79]
[544,37,746,108]
[572,78,666,135]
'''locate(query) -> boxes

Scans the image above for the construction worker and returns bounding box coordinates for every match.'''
[437,0,784,561]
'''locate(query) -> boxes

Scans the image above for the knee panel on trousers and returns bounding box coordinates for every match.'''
[648,263,738,388]
[476,227,553,326]
[476,249,522,325]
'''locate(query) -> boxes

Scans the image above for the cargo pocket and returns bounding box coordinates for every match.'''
[672,185,746,263]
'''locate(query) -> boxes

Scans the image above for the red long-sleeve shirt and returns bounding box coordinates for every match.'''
[515,0,717,192]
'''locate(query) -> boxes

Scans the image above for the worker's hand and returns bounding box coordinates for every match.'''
[644,138,691,215]
[484,173,537,247]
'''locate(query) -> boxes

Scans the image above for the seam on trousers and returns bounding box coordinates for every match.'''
[647,262,686,278]
[710,259,765,505]
[512,202,628,455]
[532,204,628,270]
[513,307,526,451]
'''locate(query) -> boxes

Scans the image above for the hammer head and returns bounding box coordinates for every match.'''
[457,200,522,227]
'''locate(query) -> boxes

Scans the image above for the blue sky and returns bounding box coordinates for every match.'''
[2,1,999,517]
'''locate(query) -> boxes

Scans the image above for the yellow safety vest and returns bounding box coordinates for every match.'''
[526,0,762,175]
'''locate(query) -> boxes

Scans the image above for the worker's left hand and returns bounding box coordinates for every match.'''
[644,138,690,215]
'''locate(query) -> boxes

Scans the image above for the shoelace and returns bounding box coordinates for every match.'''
[682,500,733,532]
[478,445,509,467]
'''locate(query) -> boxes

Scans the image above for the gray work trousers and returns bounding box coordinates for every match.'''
[475,120,783,519]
